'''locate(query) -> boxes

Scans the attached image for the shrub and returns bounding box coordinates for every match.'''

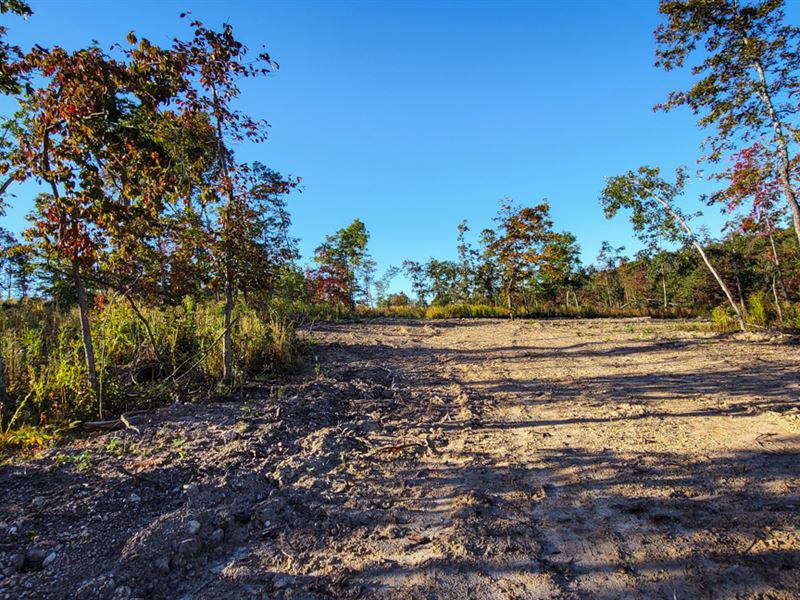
[746,290,769,327]
[711,305,737,332]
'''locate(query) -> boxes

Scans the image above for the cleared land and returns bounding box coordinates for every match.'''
[1,318,798,599]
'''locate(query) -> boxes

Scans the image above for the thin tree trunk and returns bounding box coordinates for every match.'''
[0,352,8,428]
[211,84,235,384]
[765,220,789,302]
[654,194,746,331]
[662,266,668,310]
[772,275,784,324]
[42,132,99,395]
[122,293,164,367]
[732,256,746,313]
[692,241,746,331]
[72,258,99,395]
[753,59,800,247]
[223,256,234,382]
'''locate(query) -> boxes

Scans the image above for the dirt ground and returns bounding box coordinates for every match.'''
[0,318,798,599]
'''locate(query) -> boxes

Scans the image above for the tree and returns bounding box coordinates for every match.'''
[596,242,627,309]
[483,199,562,314]
[712,142,792,314]
[474,229,500,305]
[313,219,370,308]
[359,257,377,306]
[4,38,185,396]
[230,163,299,300]
[172,19,277,382]
[306,254,351,307]
[540,231,581,308]
[425,258,459,305]
[0,230,33,298]
[600,166,747,331]
[374,265,399,307]
[385,291,412,307]
[655,0,800,245]
[455,220,475,303]
[402,259,429,306]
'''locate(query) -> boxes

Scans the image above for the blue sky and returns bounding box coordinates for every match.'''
[1,0,781,291]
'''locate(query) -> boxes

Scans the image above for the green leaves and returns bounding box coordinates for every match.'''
[655,0,800,161]
[600,166,688,247]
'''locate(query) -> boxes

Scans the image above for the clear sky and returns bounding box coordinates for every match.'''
[3,0,788,292]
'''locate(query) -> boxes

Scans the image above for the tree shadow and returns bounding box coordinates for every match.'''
[0,322,798,599]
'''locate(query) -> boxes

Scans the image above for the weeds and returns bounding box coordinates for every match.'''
[54,449,93,472]
[0,297,302,446]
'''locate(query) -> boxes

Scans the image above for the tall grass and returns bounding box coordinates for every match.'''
[0,296,301,438]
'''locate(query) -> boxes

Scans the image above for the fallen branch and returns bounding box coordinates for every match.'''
[365,442,423,457]
[82,410,149,432]
[113,464,159,486]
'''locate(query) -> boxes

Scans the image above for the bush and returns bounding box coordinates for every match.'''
[711,305,737,332]
[746,290,770,327]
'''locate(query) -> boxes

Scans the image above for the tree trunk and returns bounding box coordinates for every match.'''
[41,133,99,396]
[772,275,784,324]
[72,259,99,395]
[766,221,789,302]
[653,194,746,331]
[0,351,8,428]
[223,255,234,383]
[661,266,668,310]
[753,59,800,247]
[123,293,164,367]
[692,241,746,331]
[732,256,746,313]
[211,84,236,384]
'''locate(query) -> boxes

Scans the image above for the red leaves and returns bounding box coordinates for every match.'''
[713,141,789,233]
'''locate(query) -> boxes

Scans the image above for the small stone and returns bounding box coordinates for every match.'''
[221,430,238,443]
[178,538,200,556]
[213,511,230,529]
[41,551,57,568]
[153,557,170,574]
[209,528,224,544]
[17,546,50,572]
[129,493,141,503]
[30,497,46,511]
[187,520,201,536]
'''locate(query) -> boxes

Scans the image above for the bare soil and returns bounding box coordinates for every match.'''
[1,318,798,599]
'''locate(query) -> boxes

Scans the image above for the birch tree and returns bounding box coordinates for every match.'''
[601,166,747,330]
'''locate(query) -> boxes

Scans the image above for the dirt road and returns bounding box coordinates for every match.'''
[1,319,798,599]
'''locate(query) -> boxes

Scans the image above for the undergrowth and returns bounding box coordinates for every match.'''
[0,297,302,458]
